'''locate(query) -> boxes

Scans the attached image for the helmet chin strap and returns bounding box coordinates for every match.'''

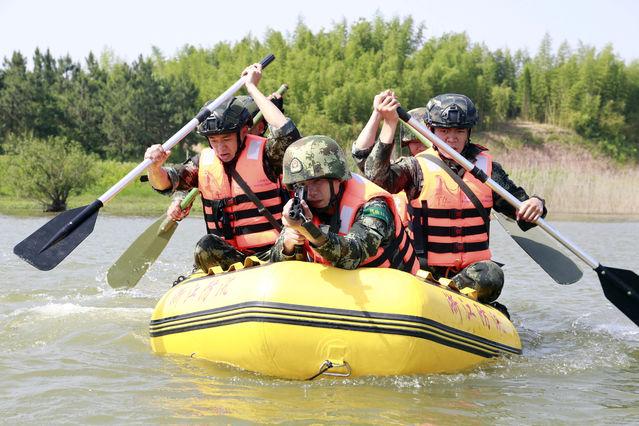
[234,130,244,159]
[228,127,247,164]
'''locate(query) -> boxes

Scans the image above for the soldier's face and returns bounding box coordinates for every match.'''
[406,140,426,156]
[304,178,339,209]
[250,120,266,136]
[433,127,469,158]
[207,126,248,163]
[208,133,239,163]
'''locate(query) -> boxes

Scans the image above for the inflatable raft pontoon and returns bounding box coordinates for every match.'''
[150,261,521,379]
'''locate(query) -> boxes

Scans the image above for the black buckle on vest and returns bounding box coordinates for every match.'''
[451,209,463,219]
[451,227,463,237]
[452,242,464,253]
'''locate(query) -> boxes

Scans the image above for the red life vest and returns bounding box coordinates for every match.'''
[409,150,493,270]
[198,134,285,253]
[306,174,419,274]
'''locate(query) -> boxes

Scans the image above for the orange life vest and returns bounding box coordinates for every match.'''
[409,150,493,270]
[306,174,419,274]
[198,134,285,253]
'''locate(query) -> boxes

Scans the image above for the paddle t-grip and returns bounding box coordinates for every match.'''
[259,54,276,68]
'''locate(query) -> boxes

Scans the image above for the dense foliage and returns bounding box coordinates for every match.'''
[5,135,97,211]
[1,17,638,162]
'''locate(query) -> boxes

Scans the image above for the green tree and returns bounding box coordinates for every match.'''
[0,52,36,145]
[7,135,97,211]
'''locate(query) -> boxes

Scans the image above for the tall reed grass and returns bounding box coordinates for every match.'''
[476,122,639,217]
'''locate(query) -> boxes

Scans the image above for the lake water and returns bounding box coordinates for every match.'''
[1,214,638,424]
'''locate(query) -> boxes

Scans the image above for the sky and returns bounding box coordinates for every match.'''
[1,0,638,65]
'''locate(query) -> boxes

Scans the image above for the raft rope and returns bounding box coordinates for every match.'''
[307,360,352,380]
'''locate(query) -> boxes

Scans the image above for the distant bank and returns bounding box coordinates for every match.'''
[1,121,637,219]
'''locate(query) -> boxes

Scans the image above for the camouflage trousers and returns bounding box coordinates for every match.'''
[194,234,271,272]
[427,260,504,303]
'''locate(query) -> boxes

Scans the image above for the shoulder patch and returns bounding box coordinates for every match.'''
[362,202,392,224]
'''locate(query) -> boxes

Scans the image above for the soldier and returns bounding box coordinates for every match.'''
[167,92,285,219]
[144,63,301,272]
[270,135,419,273]
[362,92,546,303]
[352,90,429,227]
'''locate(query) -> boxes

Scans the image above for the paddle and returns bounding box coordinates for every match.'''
[106,83,290,289]
[398,107,639,327]
[106,188,199,289]
[403,121,583,285]
[13,54,276,271]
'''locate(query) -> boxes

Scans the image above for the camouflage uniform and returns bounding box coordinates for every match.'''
[270,197,396,269]
[361,125,545,303]
[156,118,301,271]
[272,135,403,270]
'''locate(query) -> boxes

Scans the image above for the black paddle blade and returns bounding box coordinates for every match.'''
[596,265,639,327]
[13,203,100,271]
[494,212,583,285]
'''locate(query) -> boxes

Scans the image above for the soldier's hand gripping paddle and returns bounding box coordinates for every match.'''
[398,107,639,327]
[13,54,276,271]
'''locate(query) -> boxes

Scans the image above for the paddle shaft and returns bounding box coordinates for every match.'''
[398,108,600,270]
[98,54,275,205]
[251,83,288,127]
[35,54,275,254]
[159,187,199,232]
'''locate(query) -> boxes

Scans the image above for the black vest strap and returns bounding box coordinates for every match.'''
[228,204,282,221]
[427,224,487,237]
[364,225,416,272]
[230,169,282,232]
[428,241,490,253]
[233,221,282,236]
[202,198,234,239]
[230,188,282,205]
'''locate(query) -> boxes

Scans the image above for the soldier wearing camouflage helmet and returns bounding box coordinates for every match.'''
[361,92,547,305]
[144,63,300,272]
[270,135,419,273]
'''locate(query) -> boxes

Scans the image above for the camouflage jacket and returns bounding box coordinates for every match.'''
[156,118,300,196]
[270,198,395,270]
[360,140,545,221]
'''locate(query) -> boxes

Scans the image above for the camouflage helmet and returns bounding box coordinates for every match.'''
[197,97,252,136]
[282,135,351,187]
[400,107,428,143]
[235,95,259,123]
[425,93,478,128]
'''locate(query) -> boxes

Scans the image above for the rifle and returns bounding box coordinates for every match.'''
[288,184,307,260]
[289,184,307,222]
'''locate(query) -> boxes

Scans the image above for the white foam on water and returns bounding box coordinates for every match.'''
[11,303,153,319]
[590,322,639,341]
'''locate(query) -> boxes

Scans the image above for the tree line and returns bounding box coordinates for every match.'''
[1,16,638,163]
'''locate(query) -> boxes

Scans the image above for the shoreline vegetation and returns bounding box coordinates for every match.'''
[2,17,638,221]
[1,121,638,221]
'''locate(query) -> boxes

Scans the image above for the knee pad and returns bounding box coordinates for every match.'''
[453,260,504,303]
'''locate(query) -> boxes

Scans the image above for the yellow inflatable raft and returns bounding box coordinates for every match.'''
[150,261,521,380]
